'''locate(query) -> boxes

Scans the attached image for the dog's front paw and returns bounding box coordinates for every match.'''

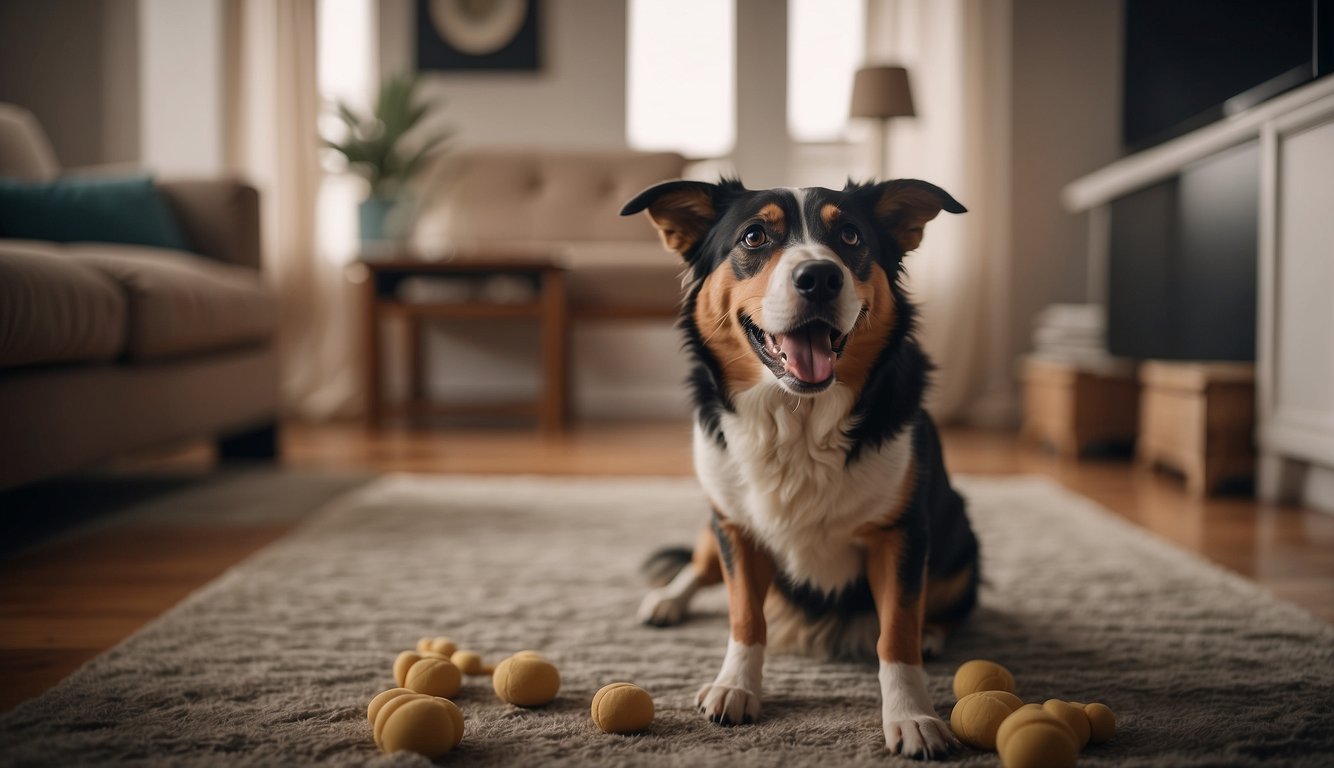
[637,587,689,627]
[884,715,959,760]
[696,683,760,726]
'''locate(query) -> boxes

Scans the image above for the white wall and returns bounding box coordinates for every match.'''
[378,0,629,150]
[1007,0,1122,368]
[139,0,226,176]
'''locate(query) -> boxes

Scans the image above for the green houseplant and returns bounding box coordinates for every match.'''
[325,73,451,243]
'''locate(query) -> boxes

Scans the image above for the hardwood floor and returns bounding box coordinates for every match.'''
[1,421,1330,714]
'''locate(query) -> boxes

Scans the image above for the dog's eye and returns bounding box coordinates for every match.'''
[741,225,769,249]
[839,225,862,247]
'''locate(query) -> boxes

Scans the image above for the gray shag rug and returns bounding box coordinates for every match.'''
[1,474,1331,767]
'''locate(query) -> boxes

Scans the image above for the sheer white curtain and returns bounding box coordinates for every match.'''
[225,0,362,420]
[864,0,1015,425]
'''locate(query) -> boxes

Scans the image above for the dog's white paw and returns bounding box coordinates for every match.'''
[637,587,689,626]
[884,715,958,760]
[696,683,761,726]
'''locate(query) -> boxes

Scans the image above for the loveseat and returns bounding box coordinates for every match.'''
[0,103,279,490]
[412,148,690,317]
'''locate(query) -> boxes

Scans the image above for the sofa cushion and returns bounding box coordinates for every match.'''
[0,241,127,367]
[0,103,60,182]
[413,150,688,248]
[63,245,277,362]
[0,174,192,251]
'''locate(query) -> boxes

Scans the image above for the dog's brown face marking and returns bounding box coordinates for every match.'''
[836,260,895,396]
[820,203,841,230]
[695,255,779,392]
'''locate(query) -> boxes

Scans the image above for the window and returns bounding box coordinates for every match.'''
[787,0,865,143]
[626,0,735,157]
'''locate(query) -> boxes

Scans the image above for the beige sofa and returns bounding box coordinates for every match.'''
[412,149,689,317]
[0,103,279,490]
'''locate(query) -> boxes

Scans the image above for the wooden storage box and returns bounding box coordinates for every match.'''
[1020,357,1140,457]
[1137,361,1256,496]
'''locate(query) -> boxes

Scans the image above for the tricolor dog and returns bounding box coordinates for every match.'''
[620,178,980,759]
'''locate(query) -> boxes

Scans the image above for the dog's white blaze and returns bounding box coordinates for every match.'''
[695,380,916,594]
[760,191,862,336]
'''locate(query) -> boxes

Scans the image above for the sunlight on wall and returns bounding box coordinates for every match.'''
[788,0,865,143]
[626,0,735,157]
[316,0,374,266]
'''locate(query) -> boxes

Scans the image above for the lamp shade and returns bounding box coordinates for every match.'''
[849,65,915,119]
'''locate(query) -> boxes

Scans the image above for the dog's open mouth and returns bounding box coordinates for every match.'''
[743,314,850,392]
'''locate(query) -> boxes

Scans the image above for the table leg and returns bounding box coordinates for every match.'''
[362,277,382,428]
[539,268,569,433]
[406,316,425,407]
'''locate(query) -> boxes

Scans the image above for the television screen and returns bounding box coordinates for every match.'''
[1122,0,1317,150]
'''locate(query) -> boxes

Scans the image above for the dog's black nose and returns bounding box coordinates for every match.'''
[792,261,844,303]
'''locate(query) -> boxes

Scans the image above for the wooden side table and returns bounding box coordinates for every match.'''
[1137,361,1255,495]
[1020,356,1140,457]
[355,256,568,432]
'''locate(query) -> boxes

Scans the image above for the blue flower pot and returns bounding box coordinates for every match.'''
[359,197,397,244]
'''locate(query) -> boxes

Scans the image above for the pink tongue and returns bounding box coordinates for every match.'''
[777,326,835,384]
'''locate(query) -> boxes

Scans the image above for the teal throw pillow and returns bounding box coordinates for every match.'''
[0,174,191,252]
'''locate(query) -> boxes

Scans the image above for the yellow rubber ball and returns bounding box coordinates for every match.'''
[1084,702,1117,744]
[376,696,463,758]
[591,683,655,734]
[428,636,458,657]
[392,651,420,688]
[405,657,463,699]
[1043,699,1091,750]
[493,655,560,707]
[953,659,1017,699]
[950,690,1022,750]
[367,688,414,724]
[452,650,487,675]
[996,708,1077,768]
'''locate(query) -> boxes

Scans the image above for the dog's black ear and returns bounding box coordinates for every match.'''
[621,180,720,261]
[855,179,966,253]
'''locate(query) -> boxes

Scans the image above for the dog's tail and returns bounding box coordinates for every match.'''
[641,546,692,587]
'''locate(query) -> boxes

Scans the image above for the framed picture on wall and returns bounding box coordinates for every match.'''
[416,0,541,72]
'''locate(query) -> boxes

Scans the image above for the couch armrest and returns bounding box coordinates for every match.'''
[157,178,262,270]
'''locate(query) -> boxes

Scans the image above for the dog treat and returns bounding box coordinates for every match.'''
[1083,702,1117,744]
[404,657,463,698]
[451,650,489,675]
[492,654,560,707]
[996,706,1078,768]
[367,687,414,724]
[512,650,546,661]
[591,683,655,734]
[950,690,1022,750]
[375,694,464,757]
[1043,699,1091,750]
[393,651,421,688]
[952,659,1017,699]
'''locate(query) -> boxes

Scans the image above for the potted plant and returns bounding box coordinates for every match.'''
[325,73,452,243]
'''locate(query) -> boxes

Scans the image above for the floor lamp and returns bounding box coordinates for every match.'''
[849,65,916,179]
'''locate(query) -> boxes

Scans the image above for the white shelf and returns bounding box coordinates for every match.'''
[1062,76,1334,211]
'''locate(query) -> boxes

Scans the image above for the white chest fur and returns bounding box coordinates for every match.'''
[694,382,915,594]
